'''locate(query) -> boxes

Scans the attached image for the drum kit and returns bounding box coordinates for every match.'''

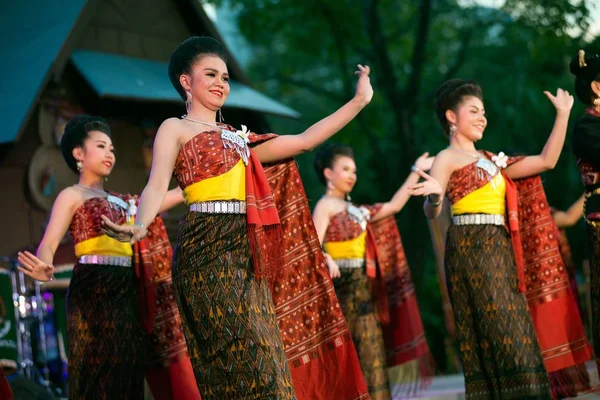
[0,257,71,398]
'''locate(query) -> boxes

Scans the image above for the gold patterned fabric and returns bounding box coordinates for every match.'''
[445,224,551,399]
[173,212,296,399]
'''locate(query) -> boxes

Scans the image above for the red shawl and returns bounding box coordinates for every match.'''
[513,176,591,375]
[251,133,370,400]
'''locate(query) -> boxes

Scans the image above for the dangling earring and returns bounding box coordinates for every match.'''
[449,124,457,136]
[345,193,352,202]
[76,161,83,172]
[326,181,334,196]
[185,91,192,114]
[218,108,224,123]
[594,97,600,113]
[104,176,108,182]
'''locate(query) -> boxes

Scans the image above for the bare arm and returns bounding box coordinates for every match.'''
[101,119,181,242]
[36,189,78,265]
[18,189,78,281]
[553,194,585,228]
[312,199,333,245]
[312,199,341,279]
[136,119,181,227]
[253,65,373,164]
[371,153,433,222]
[157,186,184,214]
[505,89,574,180]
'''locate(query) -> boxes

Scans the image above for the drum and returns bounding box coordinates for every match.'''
[0,268,18,373]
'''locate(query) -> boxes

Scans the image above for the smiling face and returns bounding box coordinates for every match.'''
[324,155,357,195]
[446,95,487,141]
[72,130,115,177]
[180,55,230,112]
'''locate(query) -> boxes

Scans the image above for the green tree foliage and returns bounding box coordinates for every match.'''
[206,0,595,371]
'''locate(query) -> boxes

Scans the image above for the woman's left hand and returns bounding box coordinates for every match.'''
[407,170,443,197]
[544,88,574,114]
[414,152,434,172]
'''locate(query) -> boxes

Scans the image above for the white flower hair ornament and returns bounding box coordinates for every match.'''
[492,152,508,169]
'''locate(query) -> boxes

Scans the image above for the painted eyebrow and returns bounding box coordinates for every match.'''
[469,105,485,112]
[204,68,229,75]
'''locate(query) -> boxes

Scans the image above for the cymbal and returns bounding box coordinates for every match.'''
[40,279,70,291]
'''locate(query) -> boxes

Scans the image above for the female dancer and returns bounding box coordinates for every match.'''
[312,144,434,399]
[408,79,573,398]
[102,36,373,399]
[570,49,600,374]
[17,115,199,399]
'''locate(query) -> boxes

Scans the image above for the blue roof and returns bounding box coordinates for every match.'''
[71,50,301,119]
[0,0,87,144]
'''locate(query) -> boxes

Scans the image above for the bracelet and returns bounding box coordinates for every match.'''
[427,194,442,206]
[411,165,420,173]
[134,222,146,230]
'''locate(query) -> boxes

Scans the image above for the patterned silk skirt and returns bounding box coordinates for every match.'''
[587,222,600,374]
[172,212,296,400]
[67,263,146,399]
[445,224,551,399]
[333,266,390,400]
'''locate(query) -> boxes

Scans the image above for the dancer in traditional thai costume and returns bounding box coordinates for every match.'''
[408,79,574,399]
[17,115,200,400]
[570,49,600,376]
[102,36,372,399]
[312,144,435,400]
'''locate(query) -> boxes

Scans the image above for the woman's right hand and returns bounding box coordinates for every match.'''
[323,253,341,279]
[100,216,148,244]
[407,170,443,197]
[544,88,574,114]
[17,251,54,282]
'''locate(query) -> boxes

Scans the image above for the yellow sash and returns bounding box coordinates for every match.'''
[323,231,367,259]
[183,159,245,204]
[74,235,132,257]
[452,174,506,215]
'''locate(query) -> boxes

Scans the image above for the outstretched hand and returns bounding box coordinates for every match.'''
[543,88,574,114]
[353,64,373,106]
[17,251,54,282]
[414,152,434,172]
[407,170,443,197]
[100,215,147,244]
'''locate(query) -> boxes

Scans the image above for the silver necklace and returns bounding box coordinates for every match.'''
[182,116,221,129]
[74,184,107,195]
[449,147,481,159]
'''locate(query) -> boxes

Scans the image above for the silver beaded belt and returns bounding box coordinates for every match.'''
[452,213,505,226]
[335,258,365,269]
[79,255,132,267]
[189,200,246,214]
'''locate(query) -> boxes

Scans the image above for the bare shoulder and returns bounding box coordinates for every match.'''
[155,118,185,145]
[314,196,346,217]
[52,186,83,212]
